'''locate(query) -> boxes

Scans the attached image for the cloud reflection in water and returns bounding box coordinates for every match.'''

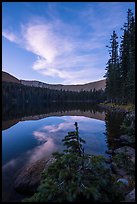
[3,116,107,172]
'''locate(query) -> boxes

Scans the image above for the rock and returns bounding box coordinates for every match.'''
[112,147,135,178]
[116,178,130,194]
[114,146,135,170]
[125,188,135,202]
[105,149,113,154]
[117,178,129,186]
[113,138,120,142]
[111,162,127,176]
[105,157,112,164]
[131,156,135,164]
[120,135,134,144]
[114,146,135,158]
[14,157,55,194]
[120,135,129,141]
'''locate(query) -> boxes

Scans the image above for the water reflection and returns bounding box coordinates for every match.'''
[2,103,125,166]
[2,102,125,202]
[2,102,105,130]
[105,110,125,150]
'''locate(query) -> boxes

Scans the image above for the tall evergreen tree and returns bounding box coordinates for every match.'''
[105,31,120,102]
[105,9,135,104]
[119,9,135,103]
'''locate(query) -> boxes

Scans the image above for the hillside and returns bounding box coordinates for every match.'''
[2,71,106,92]
[20,79,106,92]
[2,71,20,84]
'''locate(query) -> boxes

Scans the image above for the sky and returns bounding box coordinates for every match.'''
[2,2,135,85]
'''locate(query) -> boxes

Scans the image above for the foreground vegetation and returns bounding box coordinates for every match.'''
[23,122,125,202]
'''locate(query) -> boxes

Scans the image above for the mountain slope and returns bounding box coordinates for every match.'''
[20,79,106,92]
[2,71,106,92]
[2,71,20,84]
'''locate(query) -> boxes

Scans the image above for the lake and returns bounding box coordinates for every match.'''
[2,102,125,202]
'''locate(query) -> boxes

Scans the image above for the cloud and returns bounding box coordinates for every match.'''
[23,24,61,63]
[30,134,57,162]
[33,131,48,143]
[2,133,57,170]
[2,31,18,43]
[2,15,107,84]
[22,20,106,83]
[43,122,72,133]
[3,3,130,84]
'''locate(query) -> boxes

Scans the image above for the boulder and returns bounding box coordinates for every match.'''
[117,178,129,186]
[114,146,135,159]
[113,138,120,142]
[14,157,55,194]
[120,135,130,142]
[120,135,134,144]
[131,156,135,164]
[116,178,130,194]
[111,146,135,180]
[105,149,113,154]
[125,188,135,202]
[105,157,112,164]
[111,162,127,176]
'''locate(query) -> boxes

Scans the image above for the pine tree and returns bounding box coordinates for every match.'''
[105,9,135,104]
[105,31,120,102]
[119,9,135,103]
[62,122,85,157]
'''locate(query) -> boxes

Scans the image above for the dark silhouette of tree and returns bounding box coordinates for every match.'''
[2,81,106,105]
[119,9,135,103]
[105,9,135,104]
[105,31,120,102]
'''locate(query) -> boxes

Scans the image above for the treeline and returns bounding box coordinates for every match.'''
[3,99,105,122]
[2,81,106,105]
[105,9,135,104]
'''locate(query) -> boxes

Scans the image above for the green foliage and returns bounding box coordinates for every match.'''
[23,122,124,202]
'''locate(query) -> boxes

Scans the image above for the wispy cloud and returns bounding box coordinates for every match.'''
[43,122,72,133]
[2,19,106,84]
[2,30,18,43]
[3,2,133,84]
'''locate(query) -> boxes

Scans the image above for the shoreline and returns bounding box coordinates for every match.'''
[98,103,135,113]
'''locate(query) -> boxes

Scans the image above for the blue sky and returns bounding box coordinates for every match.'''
[2,2,135,85]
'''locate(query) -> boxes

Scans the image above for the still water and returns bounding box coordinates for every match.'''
[2,103,125,202]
